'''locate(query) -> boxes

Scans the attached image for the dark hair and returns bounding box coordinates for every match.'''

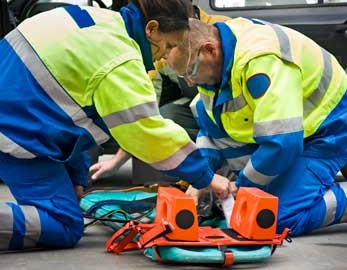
[130,0,193,33]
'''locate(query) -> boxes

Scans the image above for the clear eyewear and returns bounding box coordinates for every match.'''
[178,47,201,80]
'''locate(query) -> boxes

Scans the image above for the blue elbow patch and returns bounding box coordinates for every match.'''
[246,73,270,99]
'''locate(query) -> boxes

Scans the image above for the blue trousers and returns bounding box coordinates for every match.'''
[266,92,347,236]
[0,154,84,250]
[268,157,347,236]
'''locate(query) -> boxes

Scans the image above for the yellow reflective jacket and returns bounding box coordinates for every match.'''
[195,18,347,187]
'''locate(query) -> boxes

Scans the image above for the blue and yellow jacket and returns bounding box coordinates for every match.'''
[194,18,347,188]
[0,4,213,188]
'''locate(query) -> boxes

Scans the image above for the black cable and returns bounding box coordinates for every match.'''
[88,0,107,9]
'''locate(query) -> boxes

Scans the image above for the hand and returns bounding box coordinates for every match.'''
[228,181,238,199]
[208,174,230,199]
[89,157,120,181]
[89,148,131,182]
[185,185,202,206]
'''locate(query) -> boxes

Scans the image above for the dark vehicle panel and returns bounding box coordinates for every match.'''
[195,0,347,69]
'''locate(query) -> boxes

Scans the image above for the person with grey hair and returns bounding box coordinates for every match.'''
[167,18,347,236]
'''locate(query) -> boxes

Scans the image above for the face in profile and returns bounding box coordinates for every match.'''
[145,20,188,61]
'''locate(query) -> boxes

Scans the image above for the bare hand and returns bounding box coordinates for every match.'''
[228,181,238,199]
[89,158,120,181]
[208,174,230,199]
[185,185,203,206]
[89,148,131,182]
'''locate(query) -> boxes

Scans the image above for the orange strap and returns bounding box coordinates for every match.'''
[223,251,235,266]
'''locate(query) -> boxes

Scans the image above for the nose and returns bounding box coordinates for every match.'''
[163,46,174,60]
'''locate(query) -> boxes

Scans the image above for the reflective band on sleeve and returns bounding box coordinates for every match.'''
[224,95,247,112]
[0,204,14,250]
[103,101,159,128]
[304,48,333,117]
[150,142,196,171]
[196,136,218,150]
[5,29,109,145]
[197,136,245,150]
[243,160,277,185]
[0,132,35,159]
[321,189,337,227]
[226,155,250,171]
[199,92,214,111]
[254,117,303,137]
[20,206,41,249]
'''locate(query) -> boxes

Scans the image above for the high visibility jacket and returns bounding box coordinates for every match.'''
[0,4,213,188]
[194,18,347,187]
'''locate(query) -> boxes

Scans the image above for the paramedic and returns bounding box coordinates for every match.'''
[167,18,347,236]
[89,6,231,182]
[0,1,230,251]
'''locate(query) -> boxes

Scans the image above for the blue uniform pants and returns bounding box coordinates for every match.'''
[0,154,84,250]
[268,157,347,236]
[266,92,347,236]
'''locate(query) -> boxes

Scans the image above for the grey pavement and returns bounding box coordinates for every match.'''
[1,160,347,270]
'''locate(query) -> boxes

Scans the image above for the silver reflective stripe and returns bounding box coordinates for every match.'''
[321,189,337,227]
[196,136,217,150]
[0,204,13,250]
[224,95,247,112]
[151,142,196,171]
[199,92,214,111]
[6,29,109,145]
[189,94,199,118]
[214,137,246,148]
[0,132,35,159]
[20,206,41,248]
[226,155,250,171]
[304,48,333,117]
[103,101,159,128]
[227,155,251,171]
[265,23,293,63]
[339,182,347,223]
[197,136,245,150]
[254,117,303,137]
[243,160,277,185]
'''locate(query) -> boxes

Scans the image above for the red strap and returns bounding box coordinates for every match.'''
[223,251,235,266]
[138,221,171,248]
[105,221,138,254]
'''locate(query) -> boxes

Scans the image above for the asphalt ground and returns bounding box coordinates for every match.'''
[1,159,347,270]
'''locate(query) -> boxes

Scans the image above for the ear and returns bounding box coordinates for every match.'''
[202,42,218,57]
[145,20,159,38]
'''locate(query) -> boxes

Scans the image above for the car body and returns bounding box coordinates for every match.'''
[195,0,347,69]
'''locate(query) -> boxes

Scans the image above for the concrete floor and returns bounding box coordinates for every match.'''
[1,160,347,270]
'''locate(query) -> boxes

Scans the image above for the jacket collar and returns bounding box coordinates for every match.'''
[120,3,155,71]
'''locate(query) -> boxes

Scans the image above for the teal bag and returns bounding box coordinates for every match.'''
[81,187,158,231]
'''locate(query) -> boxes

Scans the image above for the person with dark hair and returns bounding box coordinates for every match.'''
[89,6,231,184]
[167,18,347,237]
[0,0,231,251]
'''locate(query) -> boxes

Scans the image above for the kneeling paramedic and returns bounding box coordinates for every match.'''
[167,18,347,236]
[0,1,231,251]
